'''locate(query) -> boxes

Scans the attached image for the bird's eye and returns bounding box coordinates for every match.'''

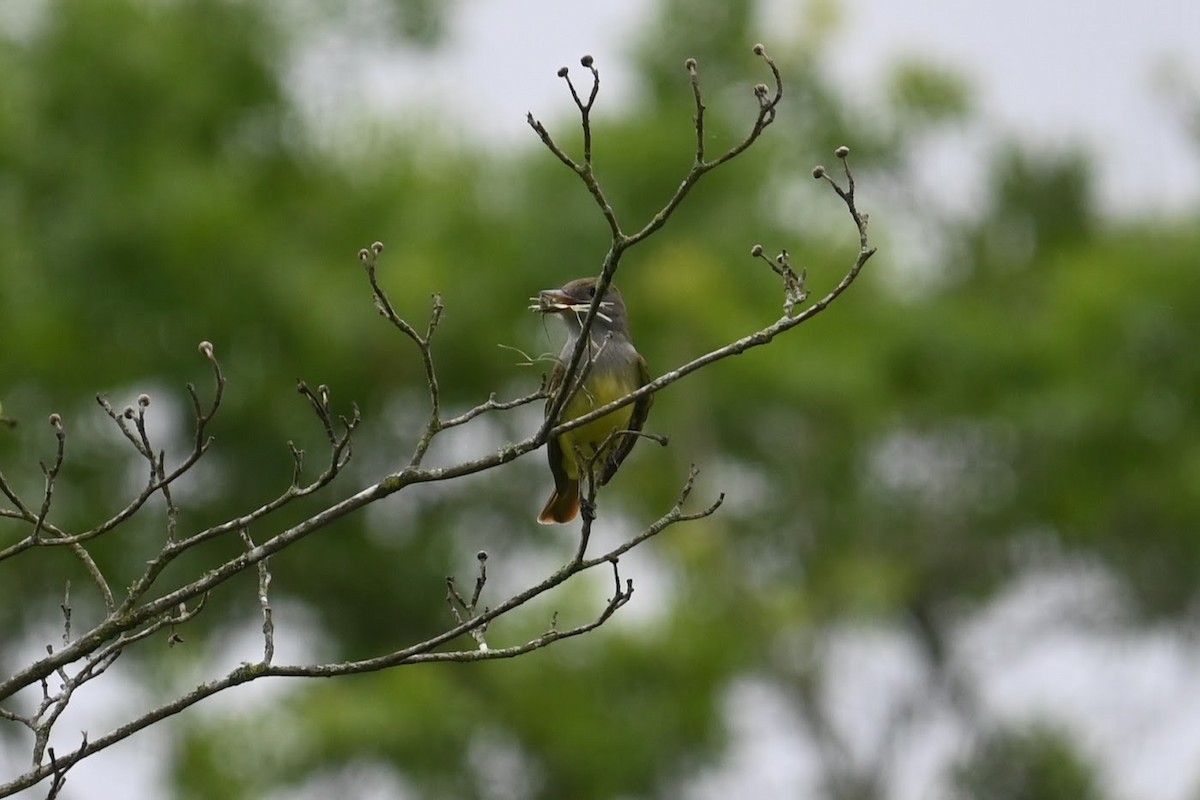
[585,285,596,298]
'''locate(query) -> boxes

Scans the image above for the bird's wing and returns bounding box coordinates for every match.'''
[544,361,572,491]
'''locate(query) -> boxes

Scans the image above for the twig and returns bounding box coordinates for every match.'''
[438,389,548,430]
[0,342,226,562]
[546,146,874,441]
[0,469,31,517]
[527,46,784,454]
[445,551,491,650]
[358,242,446,468]
[241,529,274,665]
[31,414,66,543]
[0,462,721,796]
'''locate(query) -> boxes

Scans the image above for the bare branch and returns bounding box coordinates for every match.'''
[548,148,874,442]
[752,245,809,317]
[357,242,447,468]
[0,52,878,796]
[526,55,622,238]
[114,393,358,616]
[446,551,491,651]
[559,56,600,164]
[439,389,548,429]
[0,342,226,562]
[622,44,783,249]
[31,414,66,543]
[1,140,871,711]
[686,58,705,162]
[0,469,31,518]
[241,529,274,665]
[469,550,488,612]
[527,46,786,457]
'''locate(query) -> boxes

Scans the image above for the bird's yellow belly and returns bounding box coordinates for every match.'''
[558,375,636,480]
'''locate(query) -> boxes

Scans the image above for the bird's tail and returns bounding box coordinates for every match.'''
[537,479,580,524]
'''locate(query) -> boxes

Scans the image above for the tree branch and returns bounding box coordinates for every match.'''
[0,51,877,797]
[527,45,784,449]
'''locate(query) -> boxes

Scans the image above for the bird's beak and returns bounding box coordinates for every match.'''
[530,289,579,314]
[529,287,615,323]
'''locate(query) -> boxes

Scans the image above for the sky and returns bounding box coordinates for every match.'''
[300,0,1200,218]
[812,0,1200,215]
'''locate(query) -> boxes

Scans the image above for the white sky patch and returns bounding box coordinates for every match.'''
[292,0,1199,218]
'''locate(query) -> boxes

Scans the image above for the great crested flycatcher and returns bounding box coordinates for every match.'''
[533,277,652,524]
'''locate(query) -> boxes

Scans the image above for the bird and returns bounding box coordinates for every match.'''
[532,277,652,524]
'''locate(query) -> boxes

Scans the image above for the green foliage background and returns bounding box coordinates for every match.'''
[1,0,1197,797]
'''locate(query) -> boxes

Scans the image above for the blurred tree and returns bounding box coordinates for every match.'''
[952,724,1106,800]
[2,0,1199,798]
